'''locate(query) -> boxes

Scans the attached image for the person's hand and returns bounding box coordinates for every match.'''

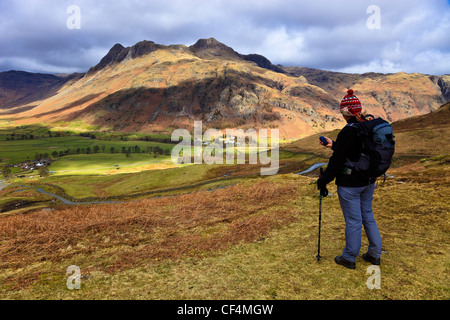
[319,136,333,149]
[317,178,329,197]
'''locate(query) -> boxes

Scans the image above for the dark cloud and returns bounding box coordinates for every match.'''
[0,0,449,75]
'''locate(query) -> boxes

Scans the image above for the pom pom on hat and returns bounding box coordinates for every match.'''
[340,89,362,118]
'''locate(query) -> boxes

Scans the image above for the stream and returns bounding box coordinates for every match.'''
[295,163,328,175]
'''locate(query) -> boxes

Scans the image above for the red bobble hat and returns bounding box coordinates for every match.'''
[340,89,363,120]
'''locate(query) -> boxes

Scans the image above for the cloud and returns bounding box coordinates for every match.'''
[0,0,449,75]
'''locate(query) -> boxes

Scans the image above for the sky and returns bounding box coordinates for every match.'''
[1,0,449,75]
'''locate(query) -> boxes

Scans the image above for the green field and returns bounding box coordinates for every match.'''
[48,153,174,175]
[0,135,174,164]
[40,162,217,199]
[0,126,294,210]
[0,127,181,210]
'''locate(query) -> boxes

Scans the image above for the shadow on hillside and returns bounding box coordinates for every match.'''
[64,69,338,132]
[10,93,105,121]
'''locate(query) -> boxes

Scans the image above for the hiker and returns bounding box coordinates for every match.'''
[317,89,382,269]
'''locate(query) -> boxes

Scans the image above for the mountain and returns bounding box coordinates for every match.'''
[0,38,448,139]
[283,66,449,122]
[0,71,83,112]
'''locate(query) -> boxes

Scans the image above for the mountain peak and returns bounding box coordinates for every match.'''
[191,37,227,49]
[110,43,125,51]
[87,41,164,76]
[87,43,125,75]
[189,38,241,59]
[130,40,161,58]
[86,38,284,77]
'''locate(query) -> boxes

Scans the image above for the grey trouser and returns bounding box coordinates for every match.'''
[337,184,382,262]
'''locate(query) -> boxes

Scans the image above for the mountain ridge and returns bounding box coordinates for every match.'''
[0,38,448,139]
[0,71,84,110]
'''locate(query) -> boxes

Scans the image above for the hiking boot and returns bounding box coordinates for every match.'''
[362,253,380,265]
[334,255,356,269]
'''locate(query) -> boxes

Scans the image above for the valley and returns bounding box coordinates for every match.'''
[0,38,448,300]
[0,102,448,300]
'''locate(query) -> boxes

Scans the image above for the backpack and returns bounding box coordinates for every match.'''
[348,117,395,178]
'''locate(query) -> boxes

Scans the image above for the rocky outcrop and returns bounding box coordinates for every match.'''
[241,54,285,73]
[437,75,450,101]
[86,43,125,76]
[86,41,163,76]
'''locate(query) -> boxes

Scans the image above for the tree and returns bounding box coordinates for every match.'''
[1,165,11,178]
[110,146,115,154]
[38,165,49,177]
[153,146,161,155]
[51,151,58,158]
[93,145,100,153]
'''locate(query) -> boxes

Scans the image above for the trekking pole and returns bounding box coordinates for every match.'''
[316,167,323,262]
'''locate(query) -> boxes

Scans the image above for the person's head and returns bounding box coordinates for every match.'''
[340,89,364,122]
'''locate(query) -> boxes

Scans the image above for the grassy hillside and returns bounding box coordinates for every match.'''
[0,103,448,300]
[284,102,450,161]
[392,102,450,157]
[0,167,448,299]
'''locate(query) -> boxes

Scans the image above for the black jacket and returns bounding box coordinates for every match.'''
[318,118,375,187]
